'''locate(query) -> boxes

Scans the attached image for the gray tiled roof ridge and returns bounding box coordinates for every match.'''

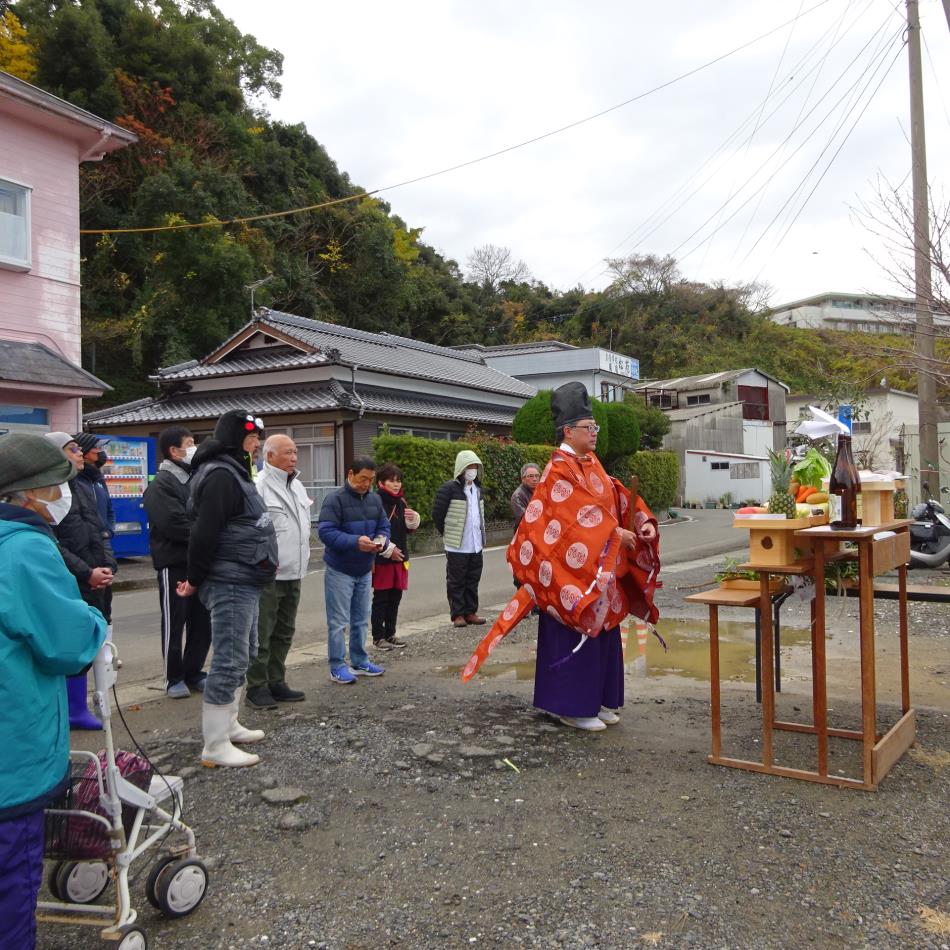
[151,308,535,398]
[82,379,520,427]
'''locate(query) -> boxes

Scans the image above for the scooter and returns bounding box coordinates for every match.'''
[909,484,950,569]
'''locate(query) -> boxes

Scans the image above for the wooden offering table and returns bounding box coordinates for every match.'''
[687,519,914,790]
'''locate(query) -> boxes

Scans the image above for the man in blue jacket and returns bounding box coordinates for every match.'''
[317,457,389,684]
[0,433,107,950]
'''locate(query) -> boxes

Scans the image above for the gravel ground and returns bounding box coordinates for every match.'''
[39,560,950,950]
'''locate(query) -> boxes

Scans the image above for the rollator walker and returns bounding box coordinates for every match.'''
[37,641,209,950]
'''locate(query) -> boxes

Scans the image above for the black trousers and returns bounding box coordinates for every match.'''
[371,588,404,642]
[445,551,483,619]
[157,565,212,686]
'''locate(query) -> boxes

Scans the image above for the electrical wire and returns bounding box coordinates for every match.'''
[673,19,903,263]
[753,39,910,275]
[575,0,877,286]
[80,0,836,236]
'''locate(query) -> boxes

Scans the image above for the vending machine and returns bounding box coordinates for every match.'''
[96,434,156,558]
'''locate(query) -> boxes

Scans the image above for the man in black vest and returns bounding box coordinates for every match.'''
[177,410,277,769]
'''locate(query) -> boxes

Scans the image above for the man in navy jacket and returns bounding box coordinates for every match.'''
[317,457,390,684]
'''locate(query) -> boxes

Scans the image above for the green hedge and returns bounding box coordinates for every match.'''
[627,450,679,513]
[372,434,551,527]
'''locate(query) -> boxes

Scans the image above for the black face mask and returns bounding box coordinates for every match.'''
[94,451,108,469]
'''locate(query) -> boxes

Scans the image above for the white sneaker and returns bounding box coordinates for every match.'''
[598,707,620,725]
[559,715,607,732]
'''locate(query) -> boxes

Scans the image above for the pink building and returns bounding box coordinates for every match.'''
[0,70,136,434]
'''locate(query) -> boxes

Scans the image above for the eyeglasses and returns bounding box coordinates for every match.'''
[569,424,601,434]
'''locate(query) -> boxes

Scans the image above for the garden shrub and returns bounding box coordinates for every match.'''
[627,450,679,513]
[512,389,610,454]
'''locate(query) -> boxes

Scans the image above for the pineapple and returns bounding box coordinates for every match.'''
[766,449,797,519]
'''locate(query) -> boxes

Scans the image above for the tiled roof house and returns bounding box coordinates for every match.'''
[86,309,536,495]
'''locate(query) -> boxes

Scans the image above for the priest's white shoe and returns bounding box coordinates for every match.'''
[201,703,260,768]
[598,707,620,725]
[559,715,607,731]
[229,694,265,744]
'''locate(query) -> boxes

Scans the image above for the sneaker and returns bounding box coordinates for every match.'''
[270,681,306,702]
[374,638,395,651]
[352,661,385,677]
[559,715,607,732]
[385,636,407,649]
[330,666,357,685]
[185,673,207,693]
[245,685,278,709]
[166,681,191,699]
[598,707,621,725]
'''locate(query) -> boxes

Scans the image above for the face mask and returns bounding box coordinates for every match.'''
[94,451,108,469]
[34,482,72,525]
[183,445,197,464]
[464,468,478,482]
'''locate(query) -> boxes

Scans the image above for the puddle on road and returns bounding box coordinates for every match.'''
[444,617,812,684]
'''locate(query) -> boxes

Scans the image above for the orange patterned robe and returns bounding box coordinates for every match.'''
[462,447,661,681]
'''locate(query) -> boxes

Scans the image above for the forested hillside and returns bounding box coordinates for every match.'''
[2,0,941,407]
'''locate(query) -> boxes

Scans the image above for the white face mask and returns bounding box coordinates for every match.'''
[183,445,197,464]
[35,482,72,525]
[464,467,478,482]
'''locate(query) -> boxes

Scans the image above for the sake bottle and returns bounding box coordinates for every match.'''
[829,433,860,529]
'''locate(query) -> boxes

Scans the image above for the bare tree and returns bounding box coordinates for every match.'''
[466,244,531,292]
[604,253,679,297]
[850,178,950,388]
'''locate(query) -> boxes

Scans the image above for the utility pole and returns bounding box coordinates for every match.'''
[906,0,939,492]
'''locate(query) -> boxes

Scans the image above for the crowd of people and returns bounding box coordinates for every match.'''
[0,383,661,947]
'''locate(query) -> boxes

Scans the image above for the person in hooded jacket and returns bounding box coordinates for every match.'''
[44,431,116,730]
[371,463,420,650]
[142,425,211,699]
[176,410,278,769]
[0,433,107,950]
[432,449,487,628]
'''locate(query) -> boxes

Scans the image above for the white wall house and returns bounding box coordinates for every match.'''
[684,450,770,507]
[456,341,640,402]
[766,292,949,335]
[786,387,921,471]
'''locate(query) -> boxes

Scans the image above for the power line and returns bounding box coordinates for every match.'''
[80,0,835,236]
[739,21,904,267]
[673,19,902,263]
[575,0,876,286]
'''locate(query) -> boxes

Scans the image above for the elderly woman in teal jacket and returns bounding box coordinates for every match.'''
[0,433,107,950]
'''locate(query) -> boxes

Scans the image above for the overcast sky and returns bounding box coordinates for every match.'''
[215,0,950,307]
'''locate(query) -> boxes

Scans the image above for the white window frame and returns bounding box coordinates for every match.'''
[0,177,32,272]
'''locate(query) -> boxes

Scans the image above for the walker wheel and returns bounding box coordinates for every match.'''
[144,853,178,909]
[116,925,148,950]
[46,861,64,900]
[155,857,208,918]
[55,859,109,903]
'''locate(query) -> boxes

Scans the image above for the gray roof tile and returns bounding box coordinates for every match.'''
[155,309,535,398]
[0,339,110,392]
[84,380,519,427]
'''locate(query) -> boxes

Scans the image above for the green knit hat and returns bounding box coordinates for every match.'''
[0,432,76,494]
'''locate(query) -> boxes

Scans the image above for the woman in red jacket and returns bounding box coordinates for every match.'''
[371,464,419,650]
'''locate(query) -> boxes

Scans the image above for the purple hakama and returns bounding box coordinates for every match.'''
[533,613,624,718]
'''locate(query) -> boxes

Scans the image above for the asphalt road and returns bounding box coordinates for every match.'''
[108,509,740,702]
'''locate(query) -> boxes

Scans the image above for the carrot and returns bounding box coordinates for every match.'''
[796,485,813,503]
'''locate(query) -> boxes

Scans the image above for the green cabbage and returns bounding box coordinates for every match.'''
[793,448,831,489]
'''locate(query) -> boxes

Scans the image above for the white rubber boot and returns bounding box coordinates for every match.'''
[201,703,259,768]
[229,693,264,744]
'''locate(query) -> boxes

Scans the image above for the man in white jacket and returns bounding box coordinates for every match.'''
[245,435,312,708]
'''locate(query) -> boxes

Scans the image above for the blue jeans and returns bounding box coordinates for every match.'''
[325,566,370,671]
[199,580,262,705]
